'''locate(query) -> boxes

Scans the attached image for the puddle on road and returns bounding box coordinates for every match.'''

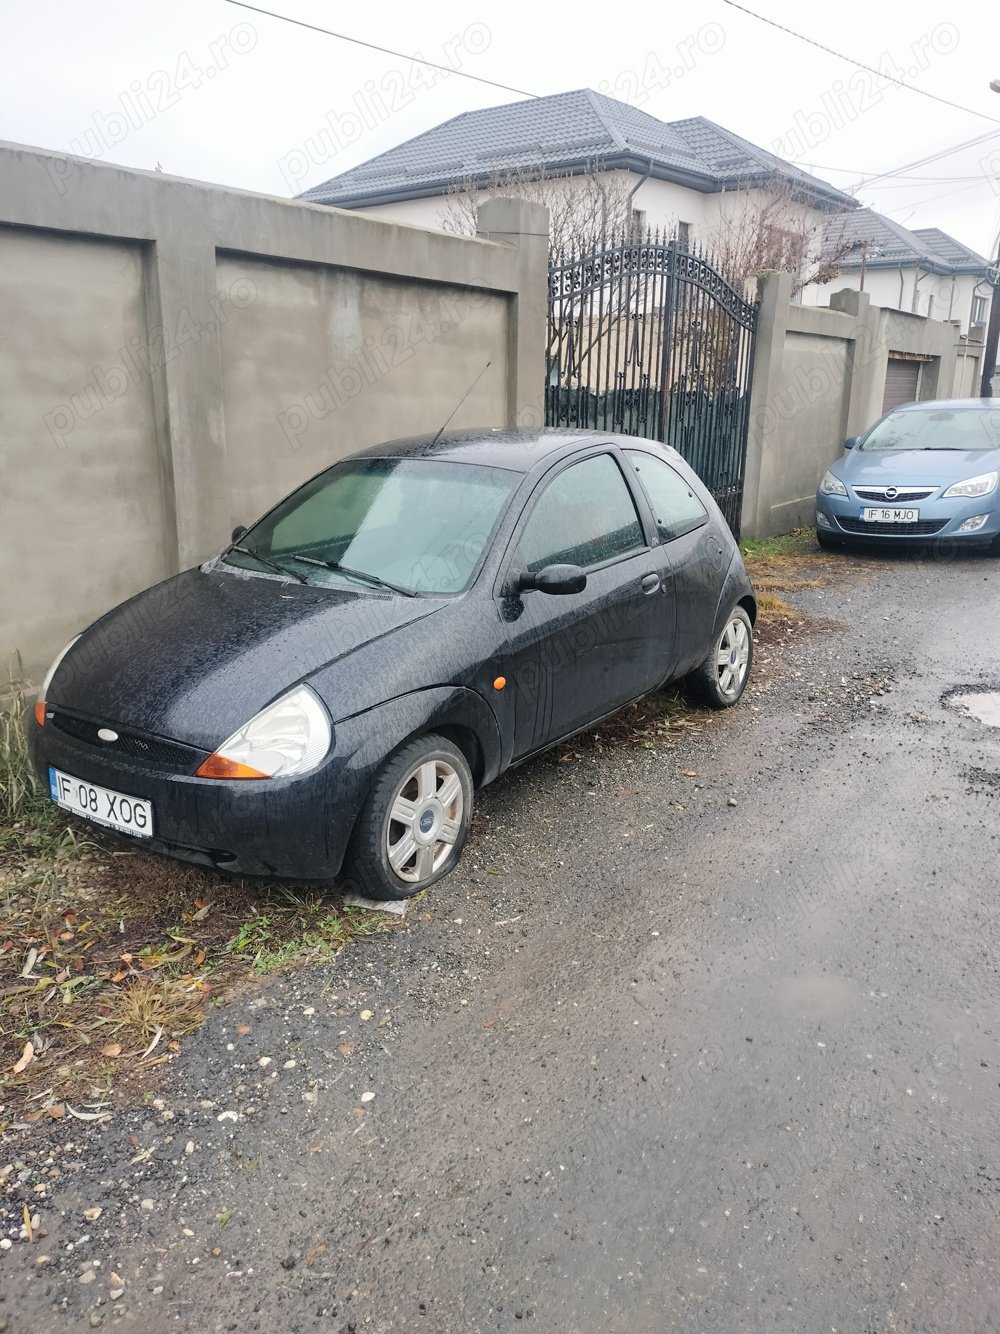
[947,691,1000,728]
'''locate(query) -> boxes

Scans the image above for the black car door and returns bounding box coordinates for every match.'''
[497,450,672,761]
[622,448,722,679]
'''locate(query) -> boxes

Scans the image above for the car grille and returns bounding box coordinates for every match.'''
[854,487,936,502]
[49,712,204,772]
[837,516,947,536]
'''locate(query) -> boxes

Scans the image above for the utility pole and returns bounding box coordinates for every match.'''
[982,77,1000,396]
[982,255,1000,397]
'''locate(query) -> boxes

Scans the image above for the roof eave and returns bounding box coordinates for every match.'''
[300,152,852,210]
[833,255,983,276]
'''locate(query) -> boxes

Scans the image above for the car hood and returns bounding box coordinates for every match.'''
[48,566,445,750]
[837,447,1000,488]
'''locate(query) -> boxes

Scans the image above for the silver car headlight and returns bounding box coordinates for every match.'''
[819,470,847,497]
[196,685,332,779]
[942,471,998,499]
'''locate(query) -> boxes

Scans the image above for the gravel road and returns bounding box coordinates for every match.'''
[3,547,999,1334]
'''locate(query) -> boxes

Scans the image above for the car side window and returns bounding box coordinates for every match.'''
[624,450,708,543]
[518,453,645,573]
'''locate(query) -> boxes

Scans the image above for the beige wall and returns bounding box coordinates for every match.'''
[0,142,547,683]
[0,229,174,679]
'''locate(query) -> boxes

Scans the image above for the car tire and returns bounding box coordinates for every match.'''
[685,605,753,709]
[816,530,842,551]
[345,734,474,900]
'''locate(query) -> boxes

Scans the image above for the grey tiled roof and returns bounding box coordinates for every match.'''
[822,208,988,274]
[299,88,856,210]
[911,227,990,273]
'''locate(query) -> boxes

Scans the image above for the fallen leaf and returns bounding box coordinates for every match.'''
[101,1043,122,1058]
[682,771,698,777]
[23,1205,32,1241]
[192,949,206,967]
[110,970,128,983]
[192,903,212,921]
[58,930,75,942]
[236,1025,252,1035]
[13,1041,34,1074]
[66,1104,111,1122]
[63,911,78,926]
[20,947,38,978]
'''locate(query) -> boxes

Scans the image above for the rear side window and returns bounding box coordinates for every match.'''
[519,453,645,572]
[624,450,707,543]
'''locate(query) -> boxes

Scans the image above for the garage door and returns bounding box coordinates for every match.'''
[882,357,920,412]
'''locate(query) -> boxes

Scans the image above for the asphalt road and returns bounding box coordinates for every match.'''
[4,547,1000,1334]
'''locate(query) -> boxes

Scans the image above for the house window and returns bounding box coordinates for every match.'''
[972,294,989,326]
[631,208,647,241]
[676,221,691,250]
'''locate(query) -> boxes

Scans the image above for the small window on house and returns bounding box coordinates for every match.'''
[972,294,989,325]
[631,208,647,241]
[676,221,691,250]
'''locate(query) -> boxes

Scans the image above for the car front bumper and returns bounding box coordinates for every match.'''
[28,715,368,881]
[815,490,1000,545]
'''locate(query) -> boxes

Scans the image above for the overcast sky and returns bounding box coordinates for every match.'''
[3,0,999,256]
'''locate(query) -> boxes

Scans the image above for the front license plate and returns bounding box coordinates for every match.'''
[860,507,920,523]
[48,767,154,838]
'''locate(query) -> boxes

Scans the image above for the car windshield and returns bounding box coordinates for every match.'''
[860,407,1000,452]
[224,457,517,595]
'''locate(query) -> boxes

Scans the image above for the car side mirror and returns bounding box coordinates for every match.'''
[231,525,248,544]
[518,563,587,596]
[843,436,859,450]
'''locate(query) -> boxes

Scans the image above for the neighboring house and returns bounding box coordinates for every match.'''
[299,88,857,277]
[800,207,993,338]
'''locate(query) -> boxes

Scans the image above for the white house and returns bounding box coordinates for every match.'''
[800,207,993,338]
[298,88,857,264]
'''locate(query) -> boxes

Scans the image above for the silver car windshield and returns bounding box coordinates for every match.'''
[225,457,518,595]
[860,407,1000,452]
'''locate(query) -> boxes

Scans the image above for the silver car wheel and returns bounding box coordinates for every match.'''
[386,758,465,885]
[716,616,751,700]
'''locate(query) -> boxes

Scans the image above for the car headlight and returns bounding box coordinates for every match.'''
[942,471,998,499]
[33,633,82,726]
[819,470,848,497]
[195,685,332,780]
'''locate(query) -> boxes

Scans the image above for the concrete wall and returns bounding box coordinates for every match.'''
[741,276,980,539]
[0,141,548,684]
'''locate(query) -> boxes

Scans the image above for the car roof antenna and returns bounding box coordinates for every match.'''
[430,360,493,445]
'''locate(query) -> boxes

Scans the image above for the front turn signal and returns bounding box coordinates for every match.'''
[194,755,269,780]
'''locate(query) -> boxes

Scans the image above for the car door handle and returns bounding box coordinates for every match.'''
[640,573,661,594]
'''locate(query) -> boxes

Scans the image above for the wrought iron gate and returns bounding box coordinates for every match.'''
[545,234,757,535]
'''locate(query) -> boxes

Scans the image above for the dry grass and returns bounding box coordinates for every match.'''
[0,693,400,1129]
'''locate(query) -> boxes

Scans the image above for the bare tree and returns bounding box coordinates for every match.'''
[705,175,860,294]
[439,164,642,253]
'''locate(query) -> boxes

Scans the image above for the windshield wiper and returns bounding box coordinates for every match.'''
[227,543,308,584]
[290,553,416,597]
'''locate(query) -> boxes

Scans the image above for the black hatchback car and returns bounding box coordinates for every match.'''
[30,429,755,898]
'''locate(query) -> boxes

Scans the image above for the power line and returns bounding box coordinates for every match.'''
[855,129,1000,187]
[789,129,1000,189]
[224,0,538,100]
[721,0,1000,126]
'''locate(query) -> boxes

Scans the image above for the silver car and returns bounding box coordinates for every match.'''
[815,399,1000,551]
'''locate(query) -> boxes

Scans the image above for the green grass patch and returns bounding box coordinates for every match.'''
[740,527,817,562]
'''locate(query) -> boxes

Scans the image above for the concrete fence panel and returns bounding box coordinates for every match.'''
[0,142,547,683]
